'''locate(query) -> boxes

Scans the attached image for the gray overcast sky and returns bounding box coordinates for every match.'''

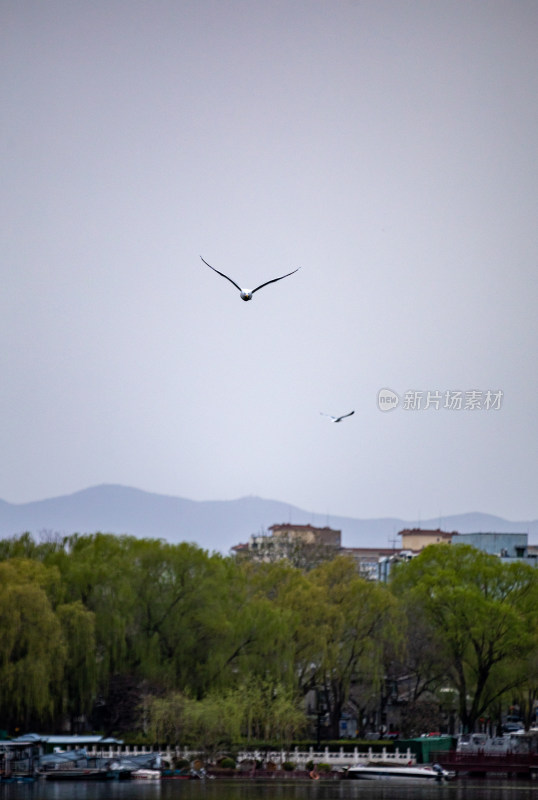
[2,1,537,523]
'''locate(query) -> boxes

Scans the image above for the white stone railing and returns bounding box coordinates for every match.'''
[86,744,415,767]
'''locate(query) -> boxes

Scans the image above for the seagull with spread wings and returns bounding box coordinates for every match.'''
[320,410,355,423]
[200,256,299,301]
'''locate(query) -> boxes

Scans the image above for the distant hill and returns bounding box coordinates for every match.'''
[0,484,536,554]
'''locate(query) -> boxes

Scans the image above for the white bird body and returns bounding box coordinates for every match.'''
[200,256,299,301]
[320,410,355,423]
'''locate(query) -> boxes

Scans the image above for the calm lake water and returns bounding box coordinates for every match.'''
[2,779,538,800]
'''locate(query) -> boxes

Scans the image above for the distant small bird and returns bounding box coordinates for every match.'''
[200,256,299,301]
[320,411,355,423]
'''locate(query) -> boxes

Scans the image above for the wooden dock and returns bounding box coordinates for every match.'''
[435,751,538,777]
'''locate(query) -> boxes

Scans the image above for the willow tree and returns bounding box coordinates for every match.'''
[125,538,245,696]
[54,533,139,680]
[390,544,538,732]
[307,557,403,738]
[146,688,244,754]
[232,560,315,693]
[0,560,66,730]
[56,601,97,726]
[146,680,306,754]
[380,593,455,736]
[244,679,307,746]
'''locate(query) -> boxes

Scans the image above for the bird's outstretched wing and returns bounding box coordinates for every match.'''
[251,268,300,294]
[200,256,242,292]
[321,410,355,422]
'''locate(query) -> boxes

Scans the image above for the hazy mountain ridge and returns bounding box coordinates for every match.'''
[0,484,536,554]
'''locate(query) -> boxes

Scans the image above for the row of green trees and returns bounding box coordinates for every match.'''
[1,532,537,746]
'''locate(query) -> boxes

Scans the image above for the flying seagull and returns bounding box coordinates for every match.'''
[200,256,299,301]
[320,410,355,423]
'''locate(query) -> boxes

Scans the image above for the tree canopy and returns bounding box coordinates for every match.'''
[0,533,536,744]
[390,544,538,731]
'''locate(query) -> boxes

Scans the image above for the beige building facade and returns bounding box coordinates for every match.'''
[232,523,342,564]
[398,527,458,551]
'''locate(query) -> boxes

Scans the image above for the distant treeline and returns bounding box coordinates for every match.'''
[0,532,537,749]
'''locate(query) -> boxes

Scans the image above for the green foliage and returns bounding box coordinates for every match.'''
[391,544,538,731]
[306,557,404,737]
[1,533,536,740]
[0,560,66,728]
[56,601,97,718]
[145,679,307,755]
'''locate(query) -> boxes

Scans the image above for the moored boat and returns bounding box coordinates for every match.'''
[40,768,111,781]
[132,768,161,780]
[345,763,455,782]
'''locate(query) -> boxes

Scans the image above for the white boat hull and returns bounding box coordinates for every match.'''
[132,769,161,780]
[346,764,454,782]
